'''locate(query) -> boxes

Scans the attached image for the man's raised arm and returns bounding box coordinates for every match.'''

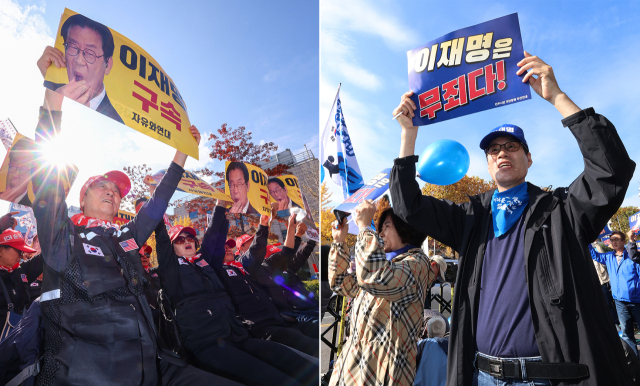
[129,126,201,246]
[200,200,231,270]
[32,87,73,272]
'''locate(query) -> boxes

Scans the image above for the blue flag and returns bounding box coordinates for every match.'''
[320,85,364,199]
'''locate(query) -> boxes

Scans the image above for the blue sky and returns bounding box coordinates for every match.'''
[321,0,640,212]
[0,0,318,213]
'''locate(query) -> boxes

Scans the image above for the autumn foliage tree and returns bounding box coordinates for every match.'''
[608,206,640,235]
[122,123,291,244]
[120,164,153,212]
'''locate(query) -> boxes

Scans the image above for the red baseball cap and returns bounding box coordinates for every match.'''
[225,239,236,248]
[265,244,282,259]
[0,229,36,253]
[79,171,131,208]
[139,244,152,255]
[235,234,254,249]
[169,225,197,243]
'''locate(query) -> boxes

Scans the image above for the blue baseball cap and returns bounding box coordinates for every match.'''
[479,124,529,152]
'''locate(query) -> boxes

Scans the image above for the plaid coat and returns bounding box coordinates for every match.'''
[328,230,436,386]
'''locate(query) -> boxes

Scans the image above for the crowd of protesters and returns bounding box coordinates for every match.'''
[0,46,320,386]
[324,52,639,386]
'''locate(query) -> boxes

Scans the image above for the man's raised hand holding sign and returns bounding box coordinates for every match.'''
[389,47,636,385]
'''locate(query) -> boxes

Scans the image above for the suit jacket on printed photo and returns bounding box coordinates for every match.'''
[44,81,124,124]
[328,231,436,386]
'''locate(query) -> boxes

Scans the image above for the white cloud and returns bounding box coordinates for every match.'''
[321,0,419,49]
[321,29,383,91]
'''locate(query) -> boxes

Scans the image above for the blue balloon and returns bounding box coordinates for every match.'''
[417,139,470,185]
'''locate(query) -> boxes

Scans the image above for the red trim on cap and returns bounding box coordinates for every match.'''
[79,171,131,207]
[169,225,197,243]
[0,229,36,253]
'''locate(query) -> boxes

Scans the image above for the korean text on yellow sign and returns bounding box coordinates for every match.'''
[113,209,135,226]
[149,169,232,202]
[268,175,304,211]
[225,161,270,216]
[44,8,198,159]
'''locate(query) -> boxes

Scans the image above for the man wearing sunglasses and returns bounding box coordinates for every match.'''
[391,53,636,385]
[590,231,640,353]
[37,13,123,123]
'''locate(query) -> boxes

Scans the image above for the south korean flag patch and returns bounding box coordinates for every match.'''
[178,258,189,266]
[83,243,104,256]
[226,269,237,277]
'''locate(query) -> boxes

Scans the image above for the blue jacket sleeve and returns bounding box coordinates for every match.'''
[589,244,607,264]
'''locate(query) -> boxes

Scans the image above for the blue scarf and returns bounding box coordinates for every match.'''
[491,182,529,238]
[386,245,414,260]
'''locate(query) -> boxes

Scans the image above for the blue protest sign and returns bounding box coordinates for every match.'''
[630,211,640,234]
[407,13,531,126]
[601,234,611,247]
[599,223,613,238]
[334,168,391,217]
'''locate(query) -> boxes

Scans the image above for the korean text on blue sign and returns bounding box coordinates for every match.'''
[630,211,640,234]
[407,13,531,126]
[334,168,391,215]
[599,223,612,238]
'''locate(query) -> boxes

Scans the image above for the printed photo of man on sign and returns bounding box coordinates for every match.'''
[0,135,34,206]
[268,175,304,211]
[43,14,122,123]
[42,8,197,159]
[0,133,79,207]
[225,161,271,216]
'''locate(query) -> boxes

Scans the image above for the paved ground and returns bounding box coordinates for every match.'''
[320,284,453,374]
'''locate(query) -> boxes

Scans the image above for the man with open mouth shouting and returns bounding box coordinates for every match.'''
[38,14,123,124]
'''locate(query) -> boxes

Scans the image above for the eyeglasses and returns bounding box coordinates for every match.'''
[64,42,104,64]
[174,235,196,245]
[229,182,247,191]
[269,187,285,195]
[610,237,624,242]
[485,141,524,156]
[8,164,31,176]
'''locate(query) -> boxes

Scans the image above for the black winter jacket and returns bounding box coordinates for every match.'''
[390,108,636,386]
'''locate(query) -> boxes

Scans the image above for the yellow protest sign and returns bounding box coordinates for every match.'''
[224,162,270,216]
[149,169,232,202]
[44,8,198,159]
[267,174,304,212]
[0,133,78,206]
[113,209,135,227]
